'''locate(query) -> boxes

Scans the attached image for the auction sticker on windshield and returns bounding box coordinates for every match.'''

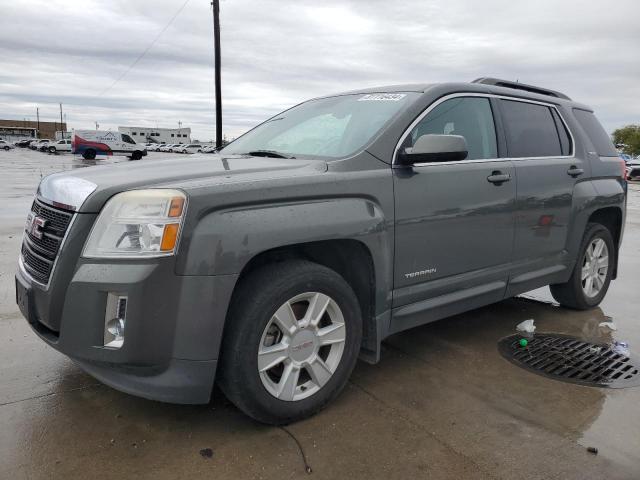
[358,93,407,101]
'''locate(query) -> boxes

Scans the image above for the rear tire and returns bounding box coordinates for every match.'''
[48,146,56,153]
[3,146,10,151]
[82,149,96,160]
[550,223,615,310]
[219,260,362,425]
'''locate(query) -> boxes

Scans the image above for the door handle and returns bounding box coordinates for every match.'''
[567,166,584,177]
[487,171,511,185]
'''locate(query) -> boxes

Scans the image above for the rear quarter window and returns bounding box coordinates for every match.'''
[572,109,617,157]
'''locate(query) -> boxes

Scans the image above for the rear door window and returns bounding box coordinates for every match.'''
[572,109,617,157]
[500,100,563,157]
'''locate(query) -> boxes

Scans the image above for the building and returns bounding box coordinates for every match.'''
[0,119,68,142]
[118,126,191,144]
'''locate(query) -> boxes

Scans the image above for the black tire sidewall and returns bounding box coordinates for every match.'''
[571,224,615,308]
[221,262,362,424]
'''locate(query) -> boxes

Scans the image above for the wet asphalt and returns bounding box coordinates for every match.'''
[0,148,639,479]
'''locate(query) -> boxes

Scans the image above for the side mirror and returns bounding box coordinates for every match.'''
[397,134,468,165]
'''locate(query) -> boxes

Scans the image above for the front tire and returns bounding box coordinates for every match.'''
[550,222,615,310]
[219,260,362,425]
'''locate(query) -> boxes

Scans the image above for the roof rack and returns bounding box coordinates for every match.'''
[472,77,571,101]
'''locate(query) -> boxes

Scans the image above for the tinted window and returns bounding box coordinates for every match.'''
[403,97,497,160]
[501,100,562,157]
[550,109,571,156]
[573,109,617,157]
[121,134,136,144]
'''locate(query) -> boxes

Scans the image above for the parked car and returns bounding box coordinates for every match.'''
[626,159,640,180]
[71,130,147,160]
[178,144,203,154]
[159,143,179,152]
[16,78,626,425]
[202,145,219,154]
[145,143,162,152]
[0,139,15,150]
[29,139,51,150]
[48,139,72,153]
[14,139,33,148]
[39,140,54,151]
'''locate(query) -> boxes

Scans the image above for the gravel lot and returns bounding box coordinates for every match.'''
[1,148,639,479]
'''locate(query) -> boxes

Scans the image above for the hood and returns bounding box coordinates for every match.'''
[37,154,327,213]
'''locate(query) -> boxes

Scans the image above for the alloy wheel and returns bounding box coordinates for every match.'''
[258,292,346,401]
[581,237,609,298]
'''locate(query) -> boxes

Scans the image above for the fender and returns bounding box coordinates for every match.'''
[177,195,393,316]
[563,178,625,279]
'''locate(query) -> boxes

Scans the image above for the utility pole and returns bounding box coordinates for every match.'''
[211,0,222,149]
[36,107,40,139]
[60,103,65,139]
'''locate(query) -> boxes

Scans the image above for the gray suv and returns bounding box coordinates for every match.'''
[15,78,626,424]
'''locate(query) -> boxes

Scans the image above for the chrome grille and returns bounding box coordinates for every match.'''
[21,198,74,285]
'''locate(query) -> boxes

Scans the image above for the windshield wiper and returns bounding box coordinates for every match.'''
[246,150,295,159]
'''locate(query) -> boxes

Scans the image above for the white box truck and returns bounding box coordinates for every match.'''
[72,130,147,160]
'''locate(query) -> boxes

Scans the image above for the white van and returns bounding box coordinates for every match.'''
[72,130,147,160]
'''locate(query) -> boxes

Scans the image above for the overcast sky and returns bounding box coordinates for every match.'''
[0,0,638,141]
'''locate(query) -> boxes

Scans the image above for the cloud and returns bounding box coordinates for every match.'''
[0,0,638,141]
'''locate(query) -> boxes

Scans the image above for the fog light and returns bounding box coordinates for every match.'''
[104,294,127,348]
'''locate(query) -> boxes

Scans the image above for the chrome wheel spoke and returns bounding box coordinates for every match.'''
[597,255,609,270]
[317,323,346,346]
[585,244,594,262]
[593,239,605,258]
[273,302,298,334]
[581,265,590,280]
[306,358,333,387]
[584,276,594,296]
[258,343,288,372]
[306,292,331,327]
[277,363,300,401]
[593,274,604,291]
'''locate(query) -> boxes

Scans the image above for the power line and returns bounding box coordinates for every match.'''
[100,0,192,96]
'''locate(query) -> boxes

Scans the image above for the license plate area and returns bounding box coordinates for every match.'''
[15,277,34,324]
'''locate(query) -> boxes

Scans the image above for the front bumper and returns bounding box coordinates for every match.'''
[16,255,238,404]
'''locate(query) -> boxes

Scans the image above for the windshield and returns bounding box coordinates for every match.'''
[222,92,418,159]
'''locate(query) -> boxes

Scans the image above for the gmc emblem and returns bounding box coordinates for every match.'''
[25,212,47,239]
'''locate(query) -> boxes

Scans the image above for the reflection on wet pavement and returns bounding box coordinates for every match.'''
[1,149,639,479]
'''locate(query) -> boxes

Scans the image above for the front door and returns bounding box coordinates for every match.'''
[391,95,516,332]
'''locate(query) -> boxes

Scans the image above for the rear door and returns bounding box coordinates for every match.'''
[499,98,586,293]
[391,95,516,332]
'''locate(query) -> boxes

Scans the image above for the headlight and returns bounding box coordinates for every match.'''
[83,189,187,258]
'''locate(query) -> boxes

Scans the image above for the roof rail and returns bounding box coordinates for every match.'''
[472,77,571,101]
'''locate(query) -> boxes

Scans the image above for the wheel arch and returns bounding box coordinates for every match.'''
[231,239,378,361]
[587,206,623,279]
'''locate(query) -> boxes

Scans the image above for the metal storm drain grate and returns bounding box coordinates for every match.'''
[498,333,640,388]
